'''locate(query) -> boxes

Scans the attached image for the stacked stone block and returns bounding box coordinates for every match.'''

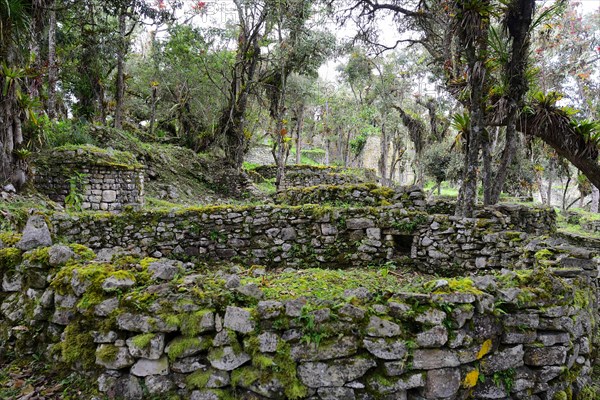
[33,146,145,211]
[0,238,596,399]
[51,204,557,274]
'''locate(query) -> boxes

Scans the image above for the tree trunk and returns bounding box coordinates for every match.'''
[379,122,388,186]
[546,157,555,206]
[295,106,304,165]
[47,0,57,120]
[115,9,127,129]
[488,123,518,204]
[482,134,493,205]
[592,186,599,213]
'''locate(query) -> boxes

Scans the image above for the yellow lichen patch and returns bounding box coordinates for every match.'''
[477,339,493,360]
[463,369,479,388]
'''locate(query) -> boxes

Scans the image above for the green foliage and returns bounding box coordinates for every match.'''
[492,368,516,392]
[39,117,97,148]
[423,142,452,185]
[65,172,87,212]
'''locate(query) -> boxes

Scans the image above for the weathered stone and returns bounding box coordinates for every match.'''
[503,313,539,329]
[366,316,401,337]
[172,356,206,373]
[423,368,460,398]
[411,349,460,370]
[236,283,264,299]
[165,337,211,359]
[502,331,537,344]
[208,346,251,371]
[258,332,278,353]
[415,309,446,325]
[145,375,174,395]
[339,304,366,320]
[92,331,119,343]
[473,381,508,399]
[147,259,182,281]
[480,345,524,374]
[285,298,307,317]
[107,375,143,400]
[16,215,52,250]
[190,390,219,400]
[95,298,120,317]
[257,300,283,319]
[204,368,230,388]
[96,345,135,369]
[346,218,375,229]
[537,332,570,346]
[237,373,284,398]
[223,306,255,333]
[280,227,297,240]
[130,356,169,377]
[363,338,407,360]
[383,361,407,376]
[2,273,22,292]
[225,274,240,288]
[117,313,177,333]
[126,333,165,360]
[524,346,567,366]
[102,276,135,292]
[367,373,425,395]
[292,336,358,361]
[416,326,448,347]
[48,245,75,266]
[298,357,376,388]
[318,387,356,400]
[344,287,371,300]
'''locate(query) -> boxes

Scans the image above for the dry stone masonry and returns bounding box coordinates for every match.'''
[275,183,426,210]
[0,232,597,400]
[50,203,558,274]
[33,145,145,211]
[249,165,378,190]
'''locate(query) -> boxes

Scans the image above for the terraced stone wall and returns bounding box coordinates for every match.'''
[249,165,378,189]
[51,204,556,274]
[33,147,145,211]
[0,239,597,400]
[275,184,426,211]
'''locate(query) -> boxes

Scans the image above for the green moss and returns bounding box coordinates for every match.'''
[504,231,523,241]
[241,268,413,302]
[252,354,275,370]
[553,391,568,400]
[61,321,96,368]
[23,247,50,266]
[186,369,212,389]
[0,248,22,271]
[40,144,143,170]
[131,333,156,349]
[69,244,96,261]
[77,291,106,310]
[166,337,207,361]
[231,366,261,387]
[534,249,554,261]
[180,310,212,337]
[0,232,22,246]
[95,344,119,363]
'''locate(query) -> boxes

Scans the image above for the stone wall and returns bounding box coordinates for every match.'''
[0,238,597,400]
[275,184,426,211]
[50,204,557,274]
[33,146,145,211]
[249,165,378,189]
[581,219,600,234]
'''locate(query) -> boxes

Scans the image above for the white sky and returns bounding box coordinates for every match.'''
[317,0,600,83]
